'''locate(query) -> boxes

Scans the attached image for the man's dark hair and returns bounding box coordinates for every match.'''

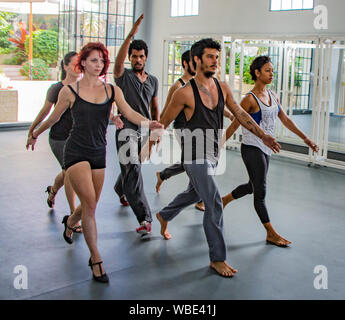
[250,55,272,81]
[128,40,148,58]
[181,50,191,68]
[190,38,221,69]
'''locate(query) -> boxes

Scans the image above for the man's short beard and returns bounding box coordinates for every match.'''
[204,71,215,78]
[133,67,144,72]
[132,64,145,72]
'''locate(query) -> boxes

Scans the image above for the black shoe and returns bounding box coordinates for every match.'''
[45,186,56,208]
[88,258,109,283]
[62,215,73,245]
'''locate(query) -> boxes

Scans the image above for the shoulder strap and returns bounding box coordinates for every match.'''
[67,84,78,96]
[178,78,185,86]
[103,81,110,100]
[189,78,202,105]
[268,89,280,106]
[213,78,224,104]
[109,83,115,102]
[249,91,262,111]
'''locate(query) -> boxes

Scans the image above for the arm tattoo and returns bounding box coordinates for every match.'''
[237,110,262,138]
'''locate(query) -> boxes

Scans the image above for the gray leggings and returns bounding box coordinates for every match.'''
[160,161,226,262]
[49,137,66,169]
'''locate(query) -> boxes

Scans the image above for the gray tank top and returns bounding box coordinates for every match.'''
[241,89,279,156]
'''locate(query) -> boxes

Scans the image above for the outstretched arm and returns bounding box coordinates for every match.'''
[159,87,186,129]
[278,107,318,152]
[224,108,234,121]
[271,90,318,152]
[28,99,54,137]
[140,87,186,161]
[113,14,144,78]
[114,85,163,130]
[26,86,73,150]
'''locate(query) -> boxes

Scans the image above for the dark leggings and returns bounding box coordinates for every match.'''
[231,144,270,224]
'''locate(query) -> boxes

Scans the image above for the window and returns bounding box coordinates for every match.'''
[59,0,135,79]
[270,0,314,11]
[171,0,199,17]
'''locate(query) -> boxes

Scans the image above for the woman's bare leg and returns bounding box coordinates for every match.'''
[65,162,105,276]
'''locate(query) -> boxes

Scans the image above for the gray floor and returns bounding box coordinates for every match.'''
[0,126,345,300]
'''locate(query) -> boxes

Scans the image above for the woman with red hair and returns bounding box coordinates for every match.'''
[26,42,163,283]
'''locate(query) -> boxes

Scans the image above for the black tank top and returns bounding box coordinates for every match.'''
[181,78,224,162]
[173,78,187,129]
[66,83,114,152]
[47,81,73,140]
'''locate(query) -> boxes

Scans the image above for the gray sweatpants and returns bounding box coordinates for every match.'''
[114,131,152,224]
[159,129,184,181]
[159,160,226,262]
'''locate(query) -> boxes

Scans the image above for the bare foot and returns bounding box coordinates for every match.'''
[210,261,237,277]
[266,233,291,247]
[222,193,234,208]
[156,172,163,193]
[195,201,205,211]
[156,212,171,240]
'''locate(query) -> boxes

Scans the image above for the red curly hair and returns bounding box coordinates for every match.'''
[75,42,110,77]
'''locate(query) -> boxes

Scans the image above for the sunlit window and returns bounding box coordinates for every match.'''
[270,0,314,11]
[171,0,199,17]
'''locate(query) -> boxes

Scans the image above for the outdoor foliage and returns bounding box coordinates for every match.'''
[20,58,51,80]
[0,12,18,48]
[25,30,58,66]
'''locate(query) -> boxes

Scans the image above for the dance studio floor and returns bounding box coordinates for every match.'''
[0,125,344,300]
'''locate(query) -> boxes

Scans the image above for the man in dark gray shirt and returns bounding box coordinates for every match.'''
[113,14,160,235]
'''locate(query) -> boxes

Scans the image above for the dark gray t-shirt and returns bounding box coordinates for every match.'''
[115,68,158,131]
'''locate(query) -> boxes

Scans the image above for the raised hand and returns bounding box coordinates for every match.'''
[129,14,144,37]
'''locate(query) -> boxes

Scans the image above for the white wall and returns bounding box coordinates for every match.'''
[135,0,345,107]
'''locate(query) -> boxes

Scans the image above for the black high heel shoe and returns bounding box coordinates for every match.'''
[45,186,56,208]
[62,215,73,244]
[88,258,109,283]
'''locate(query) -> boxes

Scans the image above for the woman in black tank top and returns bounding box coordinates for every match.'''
[26,42,163,283]
[27,52,81,223]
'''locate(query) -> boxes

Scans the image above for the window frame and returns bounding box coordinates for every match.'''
[170,0,199,17]
[269,0,314,12]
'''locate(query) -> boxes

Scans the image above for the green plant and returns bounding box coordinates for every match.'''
[3,49,27,65]
[24,30,58,66]
[20,58,51,80]
[0,12,18,48]
[229,53,255,85]
[0,47,16,55]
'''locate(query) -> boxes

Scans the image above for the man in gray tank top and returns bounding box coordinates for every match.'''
[146,38,281,277]
[113,14,160,235]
